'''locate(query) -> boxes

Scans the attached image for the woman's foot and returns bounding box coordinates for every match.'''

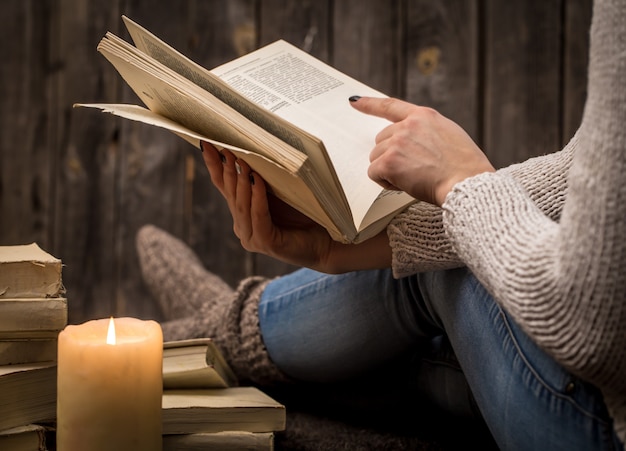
[135,224,233,320]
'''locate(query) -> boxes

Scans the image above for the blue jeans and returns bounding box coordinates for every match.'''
[258,267,622,451]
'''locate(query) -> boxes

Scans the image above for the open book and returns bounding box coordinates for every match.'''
[76,16,416,244]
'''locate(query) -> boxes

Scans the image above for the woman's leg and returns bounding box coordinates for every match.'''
[258,267,440,382]
[136,228,619,450]
[418,268,621,451]
[258,266,619,450]
[260,267,482,422]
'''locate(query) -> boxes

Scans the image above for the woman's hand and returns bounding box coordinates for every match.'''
[200,142,391,273]
[350,97,495,206]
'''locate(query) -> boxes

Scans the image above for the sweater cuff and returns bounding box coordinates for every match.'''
[388,202,463,279]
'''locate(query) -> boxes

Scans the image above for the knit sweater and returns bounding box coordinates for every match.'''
[387,0,625,445]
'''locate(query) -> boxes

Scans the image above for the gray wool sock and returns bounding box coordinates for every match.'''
[215,276,292,386]
[160,276,291,386]
[135,224,234,320]
[136,225,290,386]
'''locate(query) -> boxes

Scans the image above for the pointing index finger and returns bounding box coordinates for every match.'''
[349,96,416,123]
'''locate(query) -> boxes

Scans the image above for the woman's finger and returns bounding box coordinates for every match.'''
[248,172,276,253]
[201,141,226,193]
[219,149,238,201]
[349,96,417,123]
[233,158,253,241]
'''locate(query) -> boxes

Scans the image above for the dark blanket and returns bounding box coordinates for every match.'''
[265,361,499,451]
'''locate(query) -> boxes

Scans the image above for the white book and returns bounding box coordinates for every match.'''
[0,243,64,299]
[77,16,416,244]
[162,387,286,435]
[163,338,237,389]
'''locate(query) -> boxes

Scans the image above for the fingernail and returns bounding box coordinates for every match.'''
[235,161,242,175]
[349,95,361,102]
[249,173,255,185]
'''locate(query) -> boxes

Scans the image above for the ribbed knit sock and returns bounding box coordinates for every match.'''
[215,276,291,385]
[159,276,291,386]
[135,225,290,386]
[136,224,234,320]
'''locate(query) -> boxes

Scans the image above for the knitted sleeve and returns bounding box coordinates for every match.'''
[442,0,626,442]
[388,137,575,278]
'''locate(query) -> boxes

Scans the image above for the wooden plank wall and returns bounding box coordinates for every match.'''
[0,0,592,324]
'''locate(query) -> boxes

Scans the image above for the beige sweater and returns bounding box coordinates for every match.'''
[387,0,625,445]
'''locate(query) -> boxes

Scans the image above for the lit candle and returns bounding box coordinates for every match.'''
[57,317,163,451]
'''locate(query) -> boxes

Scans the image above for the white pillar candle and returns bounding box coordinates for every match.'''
[57,317,163,451]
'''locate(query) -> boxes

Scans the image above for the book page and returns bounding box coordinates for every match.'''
[76,103,345,240]
[122,17,352,227]
[211,40,415,230]
[97,33,303,170]
[112,16,415,241]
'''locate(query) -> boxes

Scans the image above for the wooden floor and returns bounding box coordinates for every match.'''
[1,0,591,324]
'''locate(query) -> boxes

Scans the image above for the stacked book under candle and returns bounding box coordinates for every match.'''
[0,243,67,450]
[0,243,286,450]
[162,338,286,450]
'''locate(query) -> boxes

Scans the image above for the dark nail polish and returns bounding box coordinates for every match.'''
[349,95,361,102]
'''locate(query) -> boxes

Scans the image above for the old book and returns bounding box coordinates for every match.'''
[0,362,57,431]
[76,16,416,244]
[0,297,67,336]
[162,387,286,434]
[163,431,274,451]
[0,338,58,365]
[0,243,64,299]
[163,338,237,389]
[0,423,54,451]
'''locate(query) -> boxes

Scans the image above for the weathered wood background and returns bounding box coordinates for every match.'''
[0,0,591,324]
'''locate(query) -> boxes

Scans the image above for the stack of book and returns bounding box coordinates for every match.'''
[0,243,67,451]
[162,338,286,450]
[0,244,286,450]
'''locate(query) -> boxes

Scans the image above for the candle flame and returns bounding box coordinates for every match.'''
[106,317,116,345]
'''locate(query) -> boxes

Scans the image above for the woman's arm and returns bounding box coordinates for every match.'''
[387,140,575,277]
